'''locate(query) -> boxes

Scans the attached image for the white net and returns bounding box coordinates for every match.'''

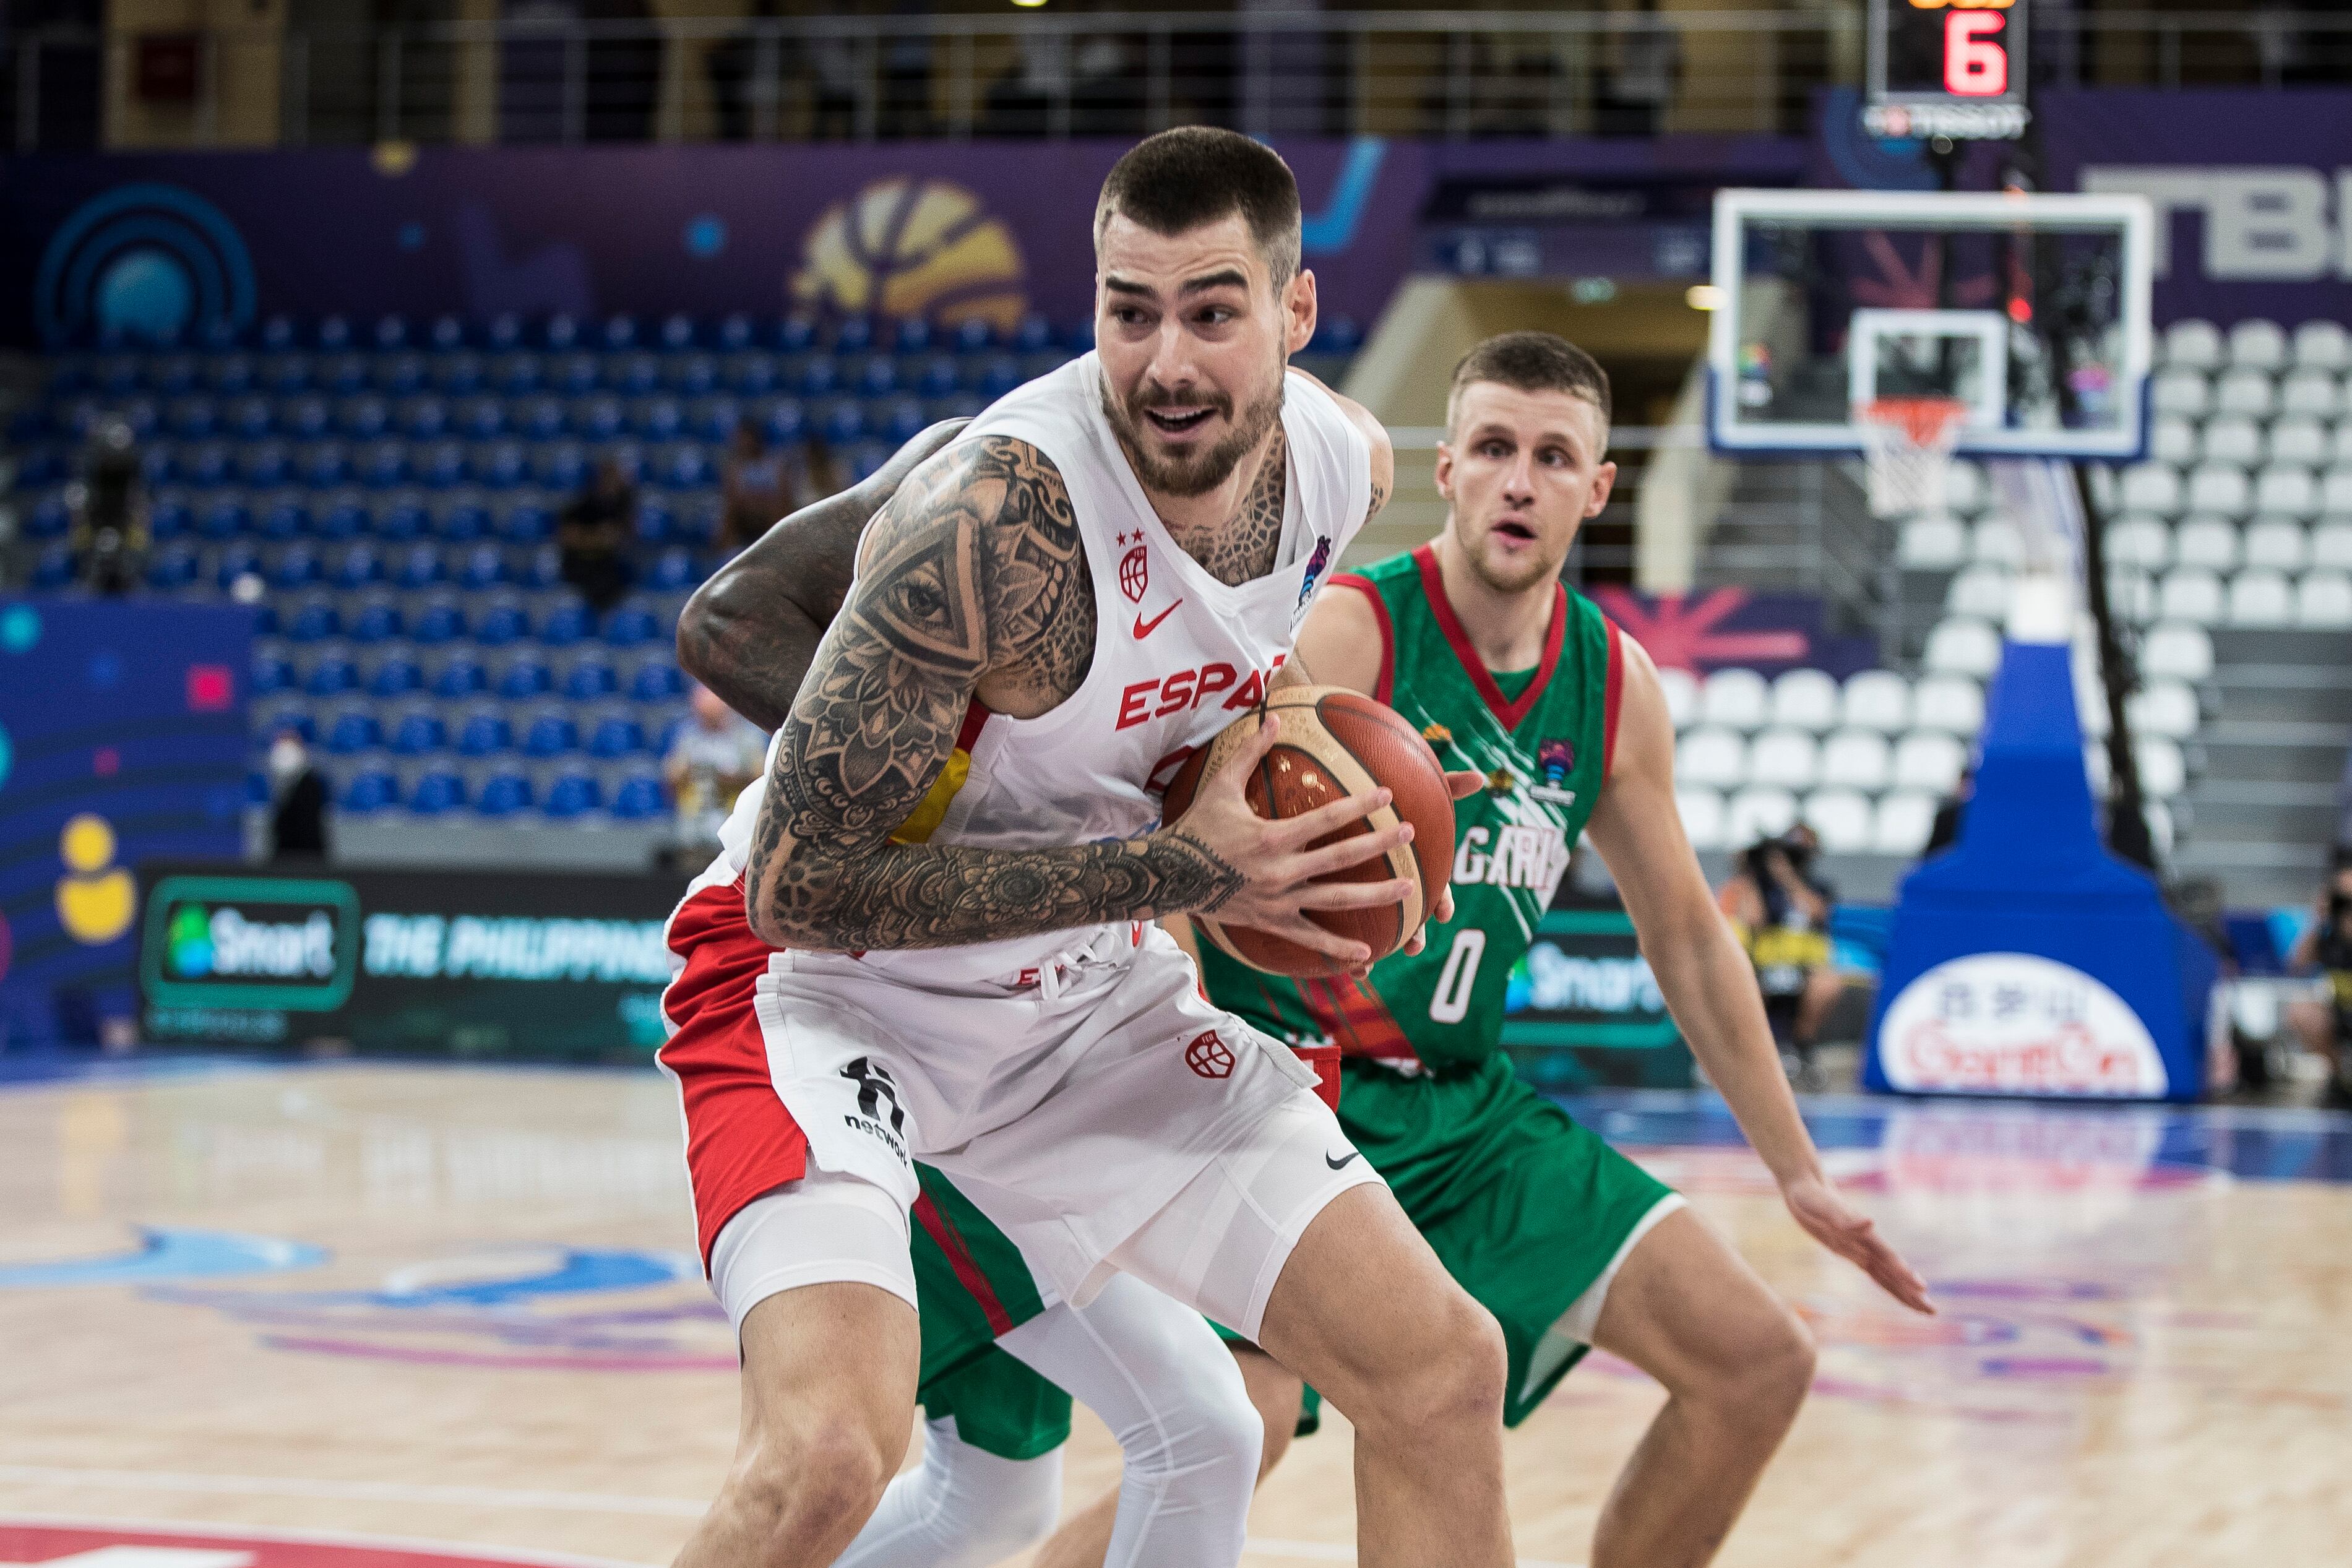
[1856,397,1969,519]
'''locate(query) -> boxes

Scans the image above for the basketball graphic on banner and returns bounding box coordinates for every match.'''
[793,177,1027,334]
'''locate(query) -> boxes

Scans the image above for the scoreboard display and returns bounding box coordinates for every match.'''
[1864,0,2030,142]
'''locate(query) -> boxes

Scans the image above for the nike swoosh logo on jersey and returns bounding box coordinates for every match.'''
[1325,1149,1362,1170]
[1132,601,1183,639]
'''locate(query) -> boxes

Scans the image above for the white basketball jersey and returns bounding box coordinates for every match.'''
[719,354,1371,983]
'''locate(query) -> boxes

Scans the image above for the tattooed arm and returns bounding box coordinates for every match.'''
[676,420,966,730]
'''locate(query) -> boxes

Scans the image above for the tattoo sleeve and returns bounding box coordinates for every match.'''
[745,434,1246,951]
[676,420,966,731]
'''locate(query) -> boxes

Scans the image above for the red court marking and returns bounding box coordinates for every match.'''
[0,1518,647,1568]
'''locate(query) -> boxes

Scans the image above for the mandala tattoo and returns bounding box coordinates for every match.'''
[746,434,1245,950]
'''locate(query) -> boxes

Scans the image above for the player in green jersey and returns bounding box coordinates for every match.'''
[1017,332,1933,1568]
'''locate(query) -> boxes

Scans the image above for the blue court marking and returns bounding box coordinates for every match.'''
[0,1226,327,1288]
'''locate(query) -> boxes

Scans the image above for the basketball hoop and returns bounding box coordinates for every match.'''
[1857,397,1970,519]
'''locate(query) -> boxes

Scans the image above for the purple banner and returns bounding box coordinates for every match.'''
[0,134,1803,349]
[1589,586,1878,680]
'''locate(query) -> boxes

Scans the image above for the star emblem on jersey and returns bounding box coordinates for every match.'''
[1132,600,1182,639]
[1184,1030,1236,1080]
[1421,722,1454,746]
[1488,768,1518,794]
[1118,535,1150,603]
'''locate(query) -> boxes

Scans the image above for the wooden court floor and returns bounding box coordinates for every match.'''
[3,1059,2349,1568]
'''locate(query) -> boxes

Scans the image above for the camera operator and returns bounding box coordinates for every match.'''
[2283,850,2352,1109]
[1718,822,1845,1087]
[70,417,147,595]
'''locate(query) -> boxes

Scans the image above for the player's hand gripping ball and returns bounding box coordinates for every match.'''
[1163,687,1456,977]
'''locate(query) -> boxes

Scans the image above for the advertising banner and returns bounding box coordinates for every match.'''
[1502,899,1690,1091]
[137,862,689,1058]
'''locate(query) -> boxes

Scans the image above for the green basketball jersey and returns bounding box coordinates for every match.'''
[1196,543,1621,1074]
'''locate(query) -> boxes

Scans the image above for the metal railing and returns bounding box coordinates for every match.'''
[5,8,2346,153]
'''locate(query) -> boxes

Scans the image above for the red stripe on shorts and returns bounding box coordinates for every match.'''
[911,1190,1016,1337]
[660,876,809,1272]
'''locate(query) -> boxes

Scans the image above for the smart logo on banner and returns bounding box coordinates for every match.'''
[1879,952,2166,1098]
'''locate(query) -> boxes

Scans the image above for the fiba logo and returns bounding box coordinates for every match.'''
[35,184,258,348]
[1295,535,1333,611]
[793,178,1027,335]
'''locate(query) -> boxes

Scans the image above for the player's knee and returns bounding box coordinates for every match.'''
[1726,1303,1816,1430]
[958,1460,1064,1563]
[733,1418,894,1553]
[1363,1291,1507,1440]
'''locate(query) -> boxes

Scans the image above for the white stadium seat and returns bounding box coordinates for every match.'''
[2186,464,2252,515]
[2077,666,2112,736]
[2172,515,2241,571]
[2106,514,2173,571]
[2267,416,2332,466]
[2199,416,2263,468]
[1840,670,1911,733]
[1898,514,1967,570]
[1767,668,1840,733]
[1944,461,1989,515]
[1923,618,2002,679]
[2294,320,2352,372]
[2139,622,2214,683]
[1970,516,2022,566]
[2136,738,2187,799]
[2149,369,2212,420]
[2084,741,2110,794]
[2119,462,2185,514]
[2228,569,2295,626]
[2229,318,2289,371]
[2242,519,2309,573]
[2214,368,2278,420]
[2151,416,2199,466]
[1802,788,1875,854]
[1675,728,1746,789]
[2143,798,2176,856]
[1911,674,1985,736]
[1676,786,1726,850]
[2278,373,2343,421]
[2323,469,2352,516]
[2156,569,2225,624]
[2297,571,2352,629]
[1892,731,1968,793]
[1747,729,1821,791]
[2104,568,2158,626]
[2255,466,2320,520]
[1698,667,1770,731]
[1724,788,1800,846]
[1656,665,1699,730]
[2316,522,2352,572]
[2126,680,2200,741]
[1820,730,1892,791]
[2163,319,2224,370]
[1945,564,2013,619]
[1872,791,1941,855]
[2332,430,2352,469]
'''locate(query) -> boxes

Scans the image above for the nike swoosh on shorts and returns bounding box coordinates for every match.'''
[1325,1150,1362,1170]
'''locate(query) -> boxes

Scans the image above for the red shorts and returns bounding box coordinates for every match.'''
[659,876,810,1269]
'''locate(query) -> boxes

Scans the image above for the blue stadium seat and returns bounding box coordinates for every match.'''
[250,598,279,636]
[377,355,425,397]
[342,767,399,814]
[97,356,142,395]
[658,446,711,491]
[403,398,448,440]
[887,397,927,442]
[543,770,601,818]
[439,501,489,542]
[952,318,994,353]
[459,398,504,440]
[731,356,779,396]
[474,442,528,489]
[210,356,257,394]
[360,441,408,489]
[251,646,293,694]
[340,396,389,440]
[672,356,717,397]
[313,497,363,540]
[777,316,818,353]
[537,444,588,491]
[719,314,755,352]
[394,542,444,589]
[978,355,1022,398]
[612,772,666,820]
[261,316,298,350]
[377,499,428,543]
[146,543,200,591]
[630,660,685,702]
[333,543,384,589]
[501,501,552,545]
[418,442,465,489]
[282,395,330,439]
[798,358,838,398]
[368,652,421,698]
[498,655,551,699]
[614,355,661,397]
[436,355,483,396]
[476,769,533,817]
[286,597,340,643]
[498,355,543,396]
[186,444,233,486]
[417,600,469,649]
[824,402,866,445]
[603,605,660,649]
[603,315,639,351]
[199,498,249,541]
[325,708,381,754]
[373,314,409,351]
[316,317,352,351]
[519,544,565,590]
[429,316,465,351]
[27,493,71,540]
[214,542,262,590]
[834,317,874,353]
[457,710,512,756]
[349,596,402,644]
[141,446,176,485]
[518,397,564,440]
[304,443,350,488]
[488,314,523,351]
[273,544,322,589]
[1012,315,1053,353]
[662,314,698,351]
[894,318,934,354]
[603,446,644,486]
[572,397,622,441]
[156,356,200,395]
[636,398,683,441]
[458,544,509,592]
[267,356,311,395]
[264,705,315,742]
[390,710,444,761]
[15,444,63,485]
[764,400,806,446]
[476,599,529,646]
[544,314,581,351]
[917,356,959,398]
[564,655,619,700]
[304,651,357,696]
[677,496,722,546]
[240,442,290,486]
[169,397,217,439]
[556,355,599,396]
[539,598,592,647]
[858,358,897,397]
[588,714,647,759]
[696,398,743,444]
[524,712,579,757]
[634,496,673,543]
[431,648,485,697]
[648,547,699,593]
[409,768,465,814]
[649,713,688,757]
[227,396,274,439]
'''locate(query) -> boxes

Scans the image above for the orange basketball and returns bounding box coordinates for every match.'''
[1161,686,1455,978]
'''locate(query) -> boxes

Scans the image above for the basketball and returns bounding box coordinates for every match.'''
[1161,686,1456,978]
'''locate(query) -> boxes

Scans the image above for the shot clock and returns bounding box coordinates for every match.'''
[1864,0,2031,142]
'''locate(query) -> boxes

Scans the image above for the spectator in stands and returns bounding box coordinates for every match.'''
[1926,764,1975,856]
[559,457,637,613]
[2284,850,2352,1109]
[269,726,330,861]
[1595,0,1681,136]
[666,683,767,855]
[719,416,789,554]
[70,416,146,595]
[1718,823,1844,1086]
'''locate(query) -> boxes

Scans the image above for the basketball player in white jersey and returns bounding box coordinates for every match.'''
[663,128,1514,1568]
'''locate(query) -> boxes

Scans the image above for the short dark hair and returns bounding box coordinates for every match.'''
[1447,332,1613,432]
[1095,127,1303,290]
